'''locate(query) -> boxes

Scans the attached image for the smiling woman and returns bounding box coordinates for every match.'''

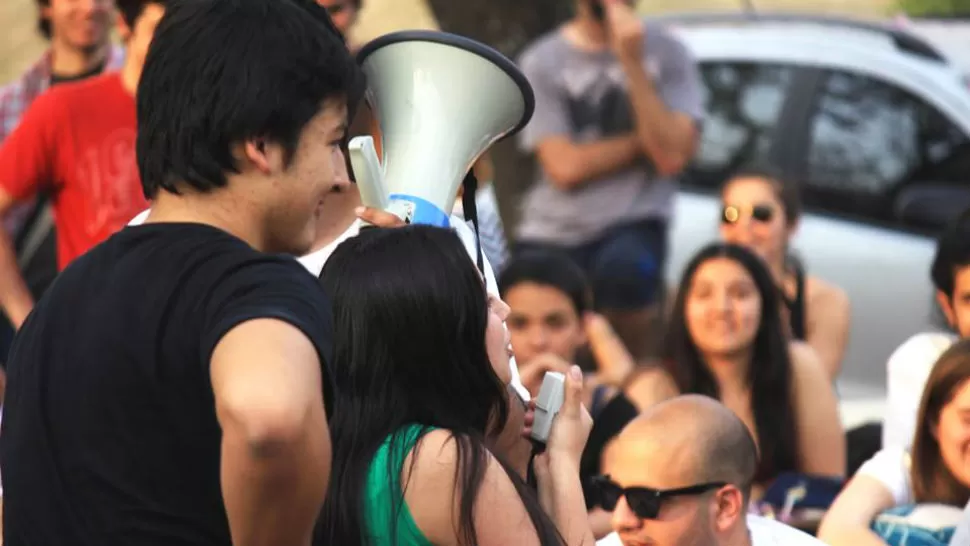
[627,242,845,494]
[819,339,970,546]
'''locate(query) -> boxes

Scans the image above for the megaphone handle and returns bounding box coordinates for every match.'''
[348,136,388,211]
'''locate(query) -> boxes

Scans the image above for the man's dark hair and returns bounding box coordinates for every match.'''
[498,250,592,316]
[136,0,364,199]
[35,0,52,40]
[931,208,970,298]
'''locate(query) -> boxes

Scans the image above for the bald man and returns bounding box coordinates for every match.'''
[596,395,823,546]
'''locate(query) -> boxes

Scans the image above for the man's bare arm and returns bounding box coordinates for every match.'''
[0,188,35,328]
[605,2,699,177]
[620,57,697,177]
[535,134,641,191]
[211,318,331,546]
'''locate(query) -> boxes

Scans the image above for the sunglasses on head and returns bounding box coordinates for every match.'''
[592,475,726,519]
[721,204,774,225]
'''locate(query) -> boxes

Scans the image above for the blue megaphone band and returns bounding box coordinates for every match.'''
[389,194,451,228]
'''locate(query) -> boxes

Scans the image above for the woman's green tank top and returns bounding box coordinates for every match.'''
[363,424,435,546]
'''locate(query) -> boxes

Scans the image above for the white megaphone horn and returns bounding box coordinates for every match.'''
[348,30,535,227]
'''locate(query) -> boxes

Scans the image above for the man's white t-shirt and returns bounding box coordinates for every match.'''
[854,448,967,543]
[883,332,957,450]
[297,219,362,277]
[127,210,529,401]
[856,447,913,505]
[951,500,970,545]
[596,514,824,545]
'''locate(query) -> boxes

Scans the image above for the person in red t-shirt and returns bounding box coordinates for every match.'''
[0,0,168,329]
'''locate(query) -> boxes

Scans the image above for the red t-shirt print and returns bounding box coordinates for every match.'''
[0,73,149,270]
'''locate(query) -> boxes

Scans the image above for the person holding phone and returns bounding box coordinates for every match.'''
[515,0,703,363]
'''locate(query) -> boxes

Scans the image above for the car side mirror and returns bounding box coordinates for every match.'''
[894,183,970,232]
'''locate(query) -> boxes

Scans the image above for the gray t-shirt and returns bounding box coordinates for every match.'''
[516,23,704,246]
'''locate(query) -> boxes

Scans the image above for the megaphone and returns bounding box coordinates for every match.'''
[349,30,535,227]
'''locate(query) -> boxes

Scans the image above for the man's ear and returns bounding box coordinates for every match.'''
[116,12,133,41]
[242,138,274,175]
[937,289,957,329]
[712,487,745,533]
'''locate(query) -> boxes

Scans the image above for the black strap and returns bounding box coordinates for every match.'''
[461,170,485,274]
[526,440,543,490]
[782,255,807,341]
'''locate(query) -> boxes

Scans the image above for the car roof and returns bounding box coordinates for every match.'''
[655,13,970,134]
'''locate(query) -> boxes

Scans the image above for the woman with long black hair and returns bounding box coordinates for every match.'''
[630,243,844,496]
[315,225,594,545]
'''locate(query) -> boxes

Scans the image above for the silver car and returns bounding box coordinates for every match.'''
[658,13,970,421]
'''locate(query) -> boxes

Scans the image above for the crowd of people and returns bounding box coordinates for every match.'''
[0,0,969,545]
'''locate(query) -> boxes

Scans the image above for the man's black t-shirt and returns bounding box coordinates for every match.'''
[0,223,334,545]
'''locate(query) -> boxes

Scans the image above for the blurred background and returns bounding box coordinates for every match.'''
[3,0,970,420]
[0,0,914,83]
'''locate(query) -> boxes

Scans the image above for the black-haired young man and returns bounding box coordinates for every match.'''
[0,0,361,544]
[882,210,970,451]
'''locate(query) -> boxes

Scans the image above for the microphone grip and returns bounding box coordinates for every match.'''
[348,136,389,211]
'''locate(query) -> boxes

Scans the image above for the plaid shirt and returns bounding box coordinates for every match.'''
[0,46,126,234]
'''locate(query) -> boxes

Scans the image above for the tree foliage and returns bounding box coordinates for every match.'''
[898,0,970,17]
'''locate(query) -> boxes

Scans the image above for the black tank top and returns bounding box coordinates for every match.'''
[781,257,807,341]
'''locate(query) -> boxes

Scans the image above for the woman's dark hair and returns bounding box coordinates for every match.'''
[664,243,798,483]
[498,249,592,316]
[317,225,563,546]
[722,165,802,226]
[911,338,970,506]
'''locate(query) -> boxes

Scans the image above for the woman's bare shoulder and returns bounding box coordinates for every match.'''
[805,275,849,309]
[624,366,679,411]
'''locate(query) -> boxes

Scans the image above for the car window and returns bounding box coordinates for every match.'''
[804,69,970,229]
[686,62,795,190]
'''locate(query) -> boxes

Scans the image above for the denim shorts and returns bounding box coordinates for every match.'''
[517,219,667,310]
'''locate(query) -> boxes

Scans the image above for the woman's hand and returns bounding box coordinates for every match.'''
[355,206,406,228]
[517,353,573,398]
[584,313,635,388]
[532,366,596,545]
[534,365,593,470]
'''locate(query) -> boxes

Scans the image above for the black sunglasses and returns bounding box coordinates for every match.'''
[592,475,726,519]
[721,203,775,225]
